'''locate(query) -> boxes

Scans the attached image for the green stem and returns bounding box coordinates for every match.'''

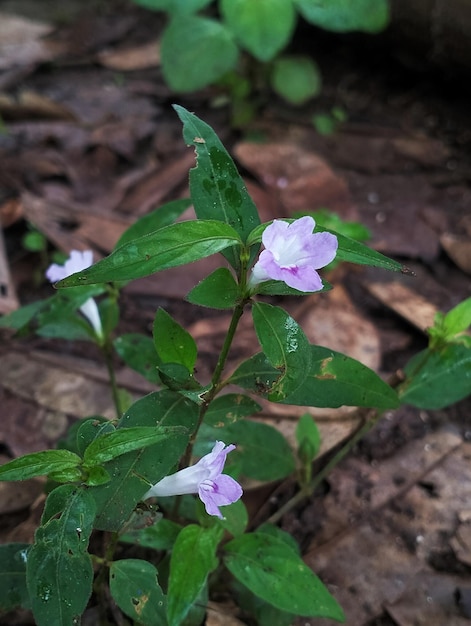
[180,300,247,470]
[102,341,122,419]
[265,410,382,526]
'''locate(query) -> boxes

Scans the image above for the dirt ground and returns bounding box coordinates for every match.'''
[0,4,471,625]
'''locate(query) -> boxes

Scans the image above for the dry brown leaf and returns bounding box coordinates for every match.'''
[97,40,161,70]
[441,232,471,275]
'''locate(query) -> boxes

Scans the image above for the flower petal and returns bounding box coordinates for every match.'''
[198,475,243,518]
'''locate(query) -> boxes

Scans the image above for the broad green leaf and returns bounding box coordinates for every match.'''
[186,267,240,309]
[27,486,95,626]
[232,580,294,626]
[204,394,261,428]
[115,198,192,249]
[158,363,202,391]
[252,302,311,401]
[174,105,261,269]
[83,426,187,466]
[0,543,30,611]
[217,499,248,537]
[121,518,182,551]
[296,413,321,463]
[271,55,322,105]
[443,297,471,337]
[154,307,197,371]
[110,559,167,626]
[56,220,242,286]
[167,524,223,626]
[0,449,81,482]
[400,345,471,409]
[161,16,238,92]
[225,420,295,481]
[90,391,196,531]
[114,333,161,384]
[228,352,281,394]
[257,523,301,555]
[281,345,399,409]
[0,299,47,331]
[294,0,389,33]
[132,0,212,15]
[224,532,345,620]
[221,0,295,61]
[76,418,114,457]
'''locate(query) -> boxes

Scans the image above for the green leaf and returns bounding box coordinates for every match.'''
[294,0,389,33]
[252,302,311,401]
[221,0,296,61]
[224,532,345,620]
[204,394,261,427]
[121,518,182,551]
[90,391,196,531]
[225,419,295,481]
[161,16,238,92]
[167,525,223,626]
[27,486,96,626]
[0,449,81,482]
[154,308,197,371]
[114,333,162,384]
[400,344,471,409]
[110,559,167,626]
[281,345,399,409]
[187,267,240,309]
[257,523,301,555]
[296,413,321,463]
[132,0,211,13]
[228,352,280,395]
[217,499,248,537]
[115,198,192,249]
[443,297,471,337]
[174,105,261,269]
[83,426,187,466]
[0,543,30,611]
[271,55,322,105]
[56,220,242,286]
[0,299,46,331]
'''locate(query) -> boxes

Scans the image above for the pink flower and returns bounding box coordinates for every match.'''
[143,441,242,519]
[46,250,103,339]
[249,216,338,292]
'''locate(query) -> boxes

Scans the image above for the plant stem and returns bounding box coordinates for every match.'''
[265,410,382,526]
[102,341,122,419]
[180,300,247,470]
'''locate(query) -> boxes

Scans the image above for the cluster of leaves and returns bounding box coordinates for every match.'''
[131,0,389,122]
[0,105,469,625]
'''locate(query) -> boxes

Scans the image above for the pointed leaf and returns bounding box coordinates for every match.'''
[224,532,345,620]
[400,344,471,409]
[0,450,81,482]
[252,302,311,401]
[162,16,238,92]
[186,267,240,309]
[56,220,242,286]
[114,333,161,384]
[154,307,197,370]
[294,0,389,33]
[281,345,399,409]
[174,105,261,269]
[110,559,167,626]
[167,524,223,626]
[221,0,295,61]
[27,486,95,626]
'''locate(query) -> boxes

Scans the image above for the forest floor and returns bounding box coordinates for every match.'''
[0,4,471,625]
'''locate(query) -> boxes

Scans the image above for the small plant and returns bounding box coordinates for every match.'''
[0,106,469,625]
[132,0,390,122]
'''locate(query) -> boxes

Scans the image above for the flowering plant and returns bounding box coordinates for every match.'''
[0,106,469,625]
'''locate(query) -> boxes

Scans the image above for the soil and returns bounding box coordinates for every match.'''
[0,4,471,625]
